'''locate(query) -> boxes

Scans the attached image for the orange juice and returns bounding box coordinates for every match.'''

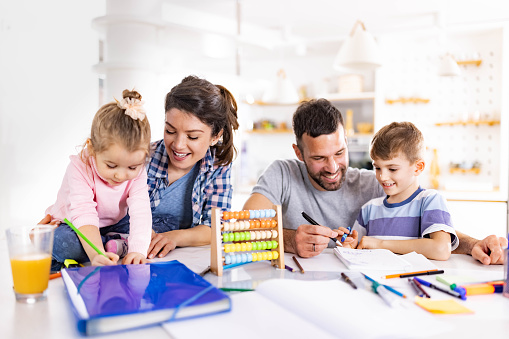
[10,253,52,294]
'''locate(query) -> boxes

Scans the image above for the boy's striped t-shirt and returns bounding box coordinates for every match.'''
[353,187,458,250]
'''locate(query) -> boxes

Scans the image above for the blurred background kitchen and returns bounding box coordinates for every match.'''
[1,0,508,240]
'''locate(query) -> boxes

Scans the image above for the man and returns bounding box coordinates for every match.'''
[243,99,506,264]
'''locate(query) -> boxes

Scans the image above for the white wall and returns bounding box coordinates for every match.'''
[0,1,104,234]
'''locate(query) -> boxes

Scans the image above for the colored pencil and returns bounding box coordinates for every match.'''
[292,255,305,274]
[64,218,108,258]
[383,269,443,279]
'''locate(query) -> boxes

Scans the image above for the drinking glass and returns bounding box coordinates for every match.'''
[6,225,54,303]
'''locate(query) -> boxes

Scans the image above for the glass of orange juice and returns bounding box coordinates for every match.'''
[6,225,54,303]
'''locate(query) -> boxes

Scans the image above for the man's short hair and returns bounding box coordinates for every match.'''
[292,99,344,148]
[370,121,424,162]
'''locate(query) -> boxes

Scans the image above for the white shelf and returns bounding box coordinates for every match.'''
[319,92,375,101]
[440,189,507,202]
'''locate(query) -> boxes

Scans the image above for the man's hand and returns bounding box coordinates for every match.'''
[293,224,338,258]
[471,235,507,265]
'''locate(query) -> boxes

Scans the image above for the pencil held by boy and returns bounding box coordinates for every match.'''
[44,89,153,271]
[340,122,458,260]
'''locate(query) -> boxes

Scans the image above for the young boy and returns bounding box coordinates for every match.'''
[345,122,458,260]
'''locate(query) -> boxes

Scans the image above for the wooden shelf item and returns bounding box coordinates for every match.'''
[456,59,482,67]
[435,120,500,127]
[449,168,481,175]
[385,97,430,105]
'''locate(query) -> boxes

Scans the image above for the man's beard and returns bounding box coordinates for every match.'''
[305,162,347,191]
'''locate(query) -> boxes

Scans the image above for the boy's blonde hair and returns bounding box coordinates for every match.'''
[84,89,151,162]
[370,121,424,163]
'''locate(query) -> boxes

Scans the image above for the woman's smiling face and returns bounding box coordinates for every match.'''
[163,108,220,174]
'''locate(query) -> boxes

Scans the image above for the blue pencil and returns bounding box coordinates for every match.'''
[363,273,407,298]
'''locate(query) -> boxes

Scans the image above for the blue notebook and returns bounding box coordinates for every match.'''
[61,260,231,336]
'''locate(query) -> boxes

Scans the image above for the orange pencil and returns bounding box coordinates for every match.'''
[50,272,62,280]
[382,269,442,279]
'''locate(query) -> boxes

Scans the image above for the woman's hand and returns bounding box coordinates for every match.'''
[147,232,177,259]
[38,214,60,226]
[122,252,149,265]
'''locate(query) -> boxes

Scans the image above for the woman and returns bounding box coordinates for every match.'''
[146,75,239,259]
[41,75,239,262]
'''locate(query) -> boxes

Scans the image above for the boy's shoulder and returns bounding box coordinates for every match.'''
[362,195,385,209]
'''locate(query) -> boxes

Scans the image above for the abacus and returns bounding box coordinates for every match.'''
[211,205,284,276]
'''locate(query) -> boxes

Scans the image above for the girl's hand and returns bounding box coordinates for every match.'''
[122,252,149,265]
[90,252,119,266]
[147,233,177,259]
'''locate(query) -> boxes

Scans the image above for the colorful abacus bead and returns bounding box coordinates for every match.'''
[222,211,228,220]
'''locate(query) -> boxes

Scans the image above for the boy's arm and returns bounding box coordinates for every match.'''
[357,231,452,260]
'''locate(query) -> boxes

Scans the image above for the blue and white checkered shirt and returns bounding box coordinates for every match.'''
[147,140,232,227]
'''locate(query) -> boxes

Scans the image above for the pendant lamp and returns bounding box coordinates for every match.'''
[333,20,382,71]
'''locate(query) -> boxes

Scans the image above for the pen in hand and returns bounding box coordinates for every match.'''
[301,211,343,247]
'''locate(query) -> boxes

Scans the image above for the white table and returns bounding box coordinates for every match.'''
[1,240,508,339]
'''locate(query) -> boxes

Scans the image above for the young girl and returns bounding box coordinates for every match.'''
[46,89,152,271]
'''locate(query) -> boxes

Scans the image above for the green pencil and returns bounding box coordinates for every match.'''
[219,287,254,292]
[64,218,108,258]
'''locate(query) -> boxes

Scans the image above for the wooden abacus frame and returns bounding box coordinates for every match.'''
[211,205,285,276]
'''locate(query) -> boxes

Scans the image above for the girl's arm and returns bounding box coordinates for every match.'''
[125,168,153,261]
[77,225,119,265]
[356,231,452,260]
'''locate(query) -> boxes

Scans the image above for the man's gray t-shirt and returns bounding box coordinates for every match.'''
[252,159,384,246]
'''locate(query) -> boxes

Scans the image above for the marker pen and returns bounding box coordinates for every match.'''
[414,277,466,300]
[301,211,343,247]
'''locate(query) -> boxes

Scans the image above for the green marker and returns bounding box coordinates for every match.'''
[436,275,457,290]
[64,218,108,258]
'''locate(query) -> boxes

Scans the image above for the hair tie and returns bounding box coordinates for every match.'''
[116,97,146,120]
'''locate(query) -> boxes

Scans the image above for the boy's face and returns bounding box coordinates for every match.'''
[372,153,424,204]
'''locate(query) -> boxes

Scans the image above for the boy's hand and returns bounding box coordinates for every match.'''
[357,236,382,250]
[122,252,149,265]
[334,227,358,248]
[91,252,119,266]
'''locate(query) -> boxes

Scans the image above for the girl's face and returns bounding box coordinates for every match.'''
[164,108,221,174]
[94,143,146,186]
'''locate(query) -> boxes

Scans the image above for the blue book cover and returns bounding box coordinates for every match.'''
[61,260,231,336]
